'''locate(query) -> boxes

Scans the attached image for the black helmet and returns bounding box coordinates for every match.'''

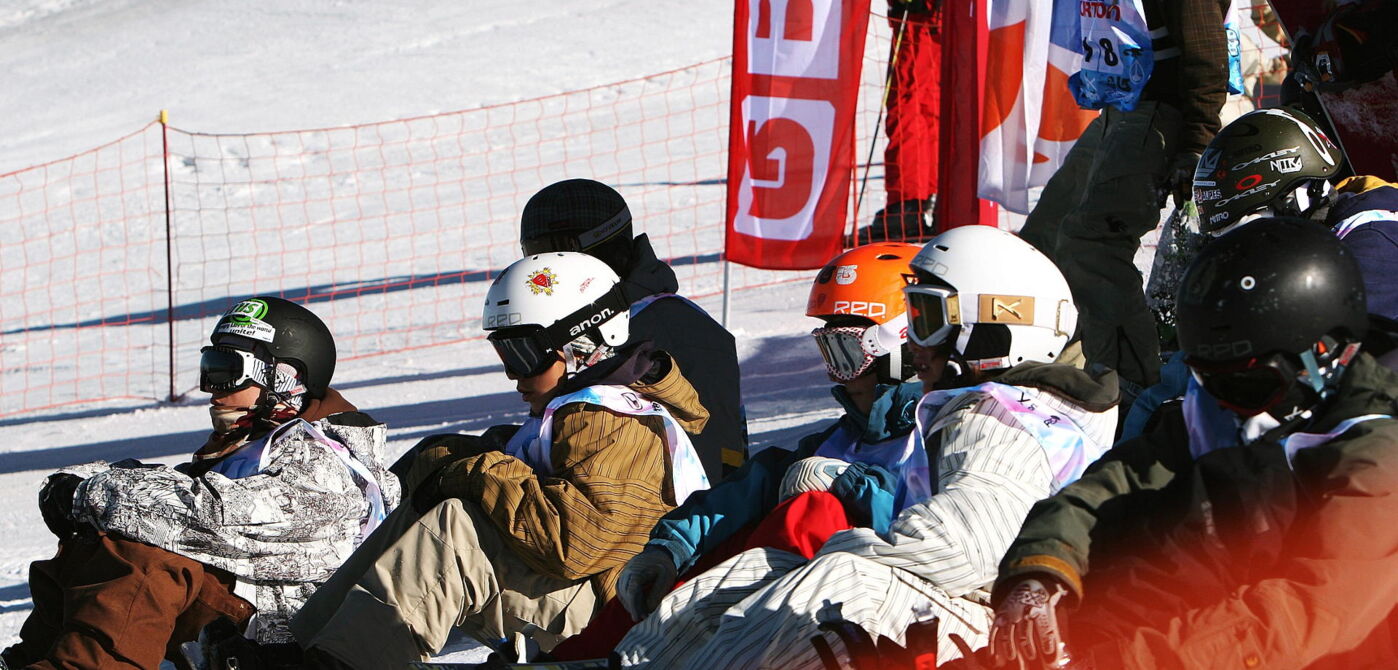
[520,179,634,275]
[1176,218,1366,417]
[1193,108,1343,234]
[209,296,336,399]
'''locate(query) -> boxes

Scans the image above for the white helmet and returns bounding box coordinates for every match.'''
[903,226,1077,372]
[483,252,631,376]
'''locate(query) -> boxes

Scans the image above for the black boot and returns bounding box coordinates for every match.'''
[853,197,936,244]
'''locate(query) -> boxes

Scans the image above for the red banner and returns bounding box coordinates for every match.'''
[725,0,872,270]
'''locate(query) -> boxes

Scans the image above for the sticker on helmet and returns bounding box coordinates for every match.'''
[1270,157,1304,174]
[1230,146,1299,172]
[1235,174,1263,190]
[527,268,559,295]
[834,300,887,318]
[225,299,269,323]
[215,299,276,342]
[979,294,1035,325]
[834,265,857,285]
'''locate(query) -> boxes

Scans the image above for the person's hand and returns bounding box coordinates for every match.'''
[990,577,1069,668]
[38,473,83,539]
[1159,151,1203,209]
[616,548,678,622]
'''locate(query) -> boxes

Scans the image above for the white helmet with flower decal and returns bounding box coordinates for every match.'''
[483,252,631,376]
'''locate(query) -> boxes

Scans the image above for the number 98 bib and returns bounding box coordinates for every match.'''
[1069,0,1154,112]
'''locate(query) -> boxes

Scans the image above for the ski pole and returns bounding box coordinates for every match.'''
[854,4,913,228]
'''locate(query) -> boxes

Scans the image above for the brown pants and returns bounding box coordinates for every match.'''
[5,533,252,670]
[291,498,600,669]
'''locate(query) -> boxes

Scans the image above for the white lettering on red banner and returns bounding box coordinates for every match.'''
[724,0,871,270]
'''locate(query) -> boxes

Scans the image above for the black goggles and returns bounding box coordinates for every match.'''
[1185,352,1299,415]
[486,285,630,377]
[199,345,274,394]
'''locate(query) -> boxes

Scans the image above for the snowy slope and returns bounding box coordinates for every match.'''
[0,0,845,661]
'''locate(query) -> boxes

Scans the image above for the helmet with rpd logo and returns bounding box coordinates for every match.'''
[483,252,631,377]
[807,243,921,384]
[203,296,337,401]
[1192,108,1343,235]
[1176,218,1367,418]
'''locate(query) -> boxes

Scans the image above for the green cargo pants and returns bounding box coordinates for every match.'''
[1019,100,1182,391]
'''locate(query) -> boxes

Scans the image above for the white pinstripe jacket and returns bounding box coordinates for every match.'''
[815,362,1120,598]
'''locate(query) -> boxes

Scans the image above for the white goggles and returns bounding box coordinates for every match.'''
[811,325,891,382]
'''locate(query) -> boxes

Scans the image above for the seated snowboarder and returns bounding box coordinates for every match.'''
[547,242,928,660]
[987,220,1398,668]
[286,251,711,669]
[1,296,398,670]
[615,226,1120,669]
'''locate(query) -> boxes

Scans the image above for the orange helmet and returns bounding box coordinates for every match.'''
[807,243,920,383]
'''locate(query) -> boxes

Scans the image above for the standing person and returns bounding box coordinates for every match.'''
[1017,0,1231,403]
[288,252,711,669]
[856,0,943,244]
[989,220,1398,668]
[518,178,746,478]
[1,297,398,670]
[616,227,1119,669]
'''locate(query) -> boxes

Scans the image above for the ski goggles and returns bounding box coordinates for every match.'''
[1184,352,1299,415]
[902,284,961,347]
[810,325,891,382]
[486,285,630,378]
[199,345,274,394]
[488,327,563,378]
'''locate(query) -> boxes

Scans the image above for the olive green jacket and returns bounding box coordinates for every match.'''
[996,353,1398,669]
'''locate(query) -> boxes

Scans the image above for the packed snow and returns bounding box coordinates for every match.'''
[0,0,843,662]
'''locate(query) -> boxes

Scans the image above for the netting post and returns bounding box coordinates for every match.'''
[159,110,180,403]
[721,259,732,328]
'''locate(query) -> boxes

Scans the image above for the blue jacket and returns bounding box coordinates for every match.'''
[1330,177,1398,321]
[645,381,923,572]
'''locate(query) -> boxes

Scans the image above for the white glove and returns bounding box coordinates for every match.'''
[990,577,1069,668]
[616,548,678,622]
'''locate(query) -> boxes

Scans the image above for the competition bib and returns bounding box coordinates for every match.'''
[813,425,930,512]
[1069,0,1154,111]
[1224,0,1245,95]
[505,385,711,503]
[915,382,1110,492]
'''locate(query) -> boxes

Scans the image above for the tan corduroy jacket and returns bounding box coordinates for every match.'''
[434,356,708,600]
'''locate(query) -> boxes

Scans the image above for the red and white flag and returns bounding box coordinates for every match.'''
[979,0,1096,214]
[725,0,872,270]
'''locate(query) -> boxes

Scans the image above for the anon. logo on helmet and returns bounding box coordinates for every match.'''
[527,268,559,295]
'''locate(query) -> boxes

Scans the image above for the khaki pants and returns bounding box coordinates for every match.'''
[1019,100,1182,390]
[290,499,599,669]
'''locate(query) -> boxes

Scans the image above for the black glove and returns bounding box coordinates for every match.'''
[38,473,82,540]
[1159,151,1202,209]
[201,617,305,670]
